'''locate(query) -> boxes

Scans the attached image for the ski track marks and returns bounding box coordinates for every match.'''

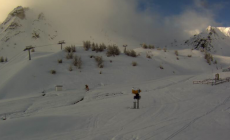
[111,75,194,140]
[0,91,85,121]
[163,93,230,140]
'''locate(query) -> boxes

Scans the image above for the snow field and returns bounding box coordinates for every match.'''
[0,72,230,140]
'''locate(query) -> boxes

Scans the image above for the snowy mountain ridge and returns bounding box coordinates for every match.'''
[207,26,230,37]
[183,25,230,56]
[0,6,58,58]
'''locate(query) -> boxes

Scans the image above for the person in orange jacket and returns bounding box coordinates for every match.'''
[85,85,89,91]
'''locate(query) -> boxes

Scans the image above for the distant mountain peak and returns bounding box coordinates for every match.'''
[183,25,230,55]
[9,6,26,20]
[207,26,230,37]
[0,6,58,54]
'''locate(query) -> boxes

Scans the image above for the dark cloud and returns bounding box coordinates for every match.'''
[195,0,209,9]
[0,0,223,47]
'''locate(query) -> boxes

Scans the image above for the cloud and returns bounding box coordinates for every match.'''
[194,0,209,9]
[27,0,163,46]
[194,0,224,11]
[0,0,223,47]
[165,9,220,37]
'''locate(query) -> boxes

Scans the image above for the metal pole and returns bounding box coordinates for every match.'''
[137,99,139,109]
[133,101,136,109]
[28,50,31,60]
[61,43,62,50]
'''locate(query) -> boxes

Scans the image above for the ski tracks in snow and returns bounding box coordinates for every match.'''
[163,93,230,140]
[110,76,195,140]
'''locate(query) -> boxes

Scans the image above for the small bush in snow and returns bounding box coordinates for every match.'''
[91,43,96,51]
[157,48,161,50]
[92,43,106,53]
[146,51,152,59]
[176,57,179,60]
[69,65,73,71]
[148,45,155,49]
[204,52,213,65]
[98,43,106,52]
[187,55,192,57]
[214,60,217,64]
[73,56,82,69]
[141,44,155,49]
[1,114,6,120]
[58,59,62,63]
[106,45,120,57]
[50,70,56,74]
[0,57,4,62]
[175,50,179,56]
[142,44,148,49]
[73,56,78,66]
[66,52,73,59]
[132,61,137,66]
[94,44,99,52]
[83,41,91,51]
[163,48,167,52]
[65,45,76,53]
[146,54,151,59]
[65,47,71,53]
[70,45,76,52]
[94,56,103,68]
[159,65,164,69]
[125,50,137,57]
[4,57,8,62]
[32,31,39,39]
[129,50,137,57]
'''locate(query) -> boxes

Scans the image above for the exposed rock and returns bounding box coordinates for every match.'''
[10,6,26,20]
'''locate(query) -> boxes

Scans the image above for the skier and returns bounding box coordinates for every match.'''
[85,85,89,91]
[134,93,141,100]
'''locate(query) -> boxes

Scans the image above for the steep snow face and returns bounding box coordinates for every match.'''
[184,26,230,56]
[207,26,230,37]
[216,27,230,37]
[0,6,58,58]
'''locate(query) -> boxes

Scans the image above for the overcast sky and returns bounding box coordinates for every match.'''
[0,0,229,47]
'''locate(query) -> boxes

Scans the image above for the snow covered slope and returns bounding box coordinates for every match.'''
[213,26,230,37]
[1,45,229,99]
[0,42,229,139]
[0,6,58,58]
